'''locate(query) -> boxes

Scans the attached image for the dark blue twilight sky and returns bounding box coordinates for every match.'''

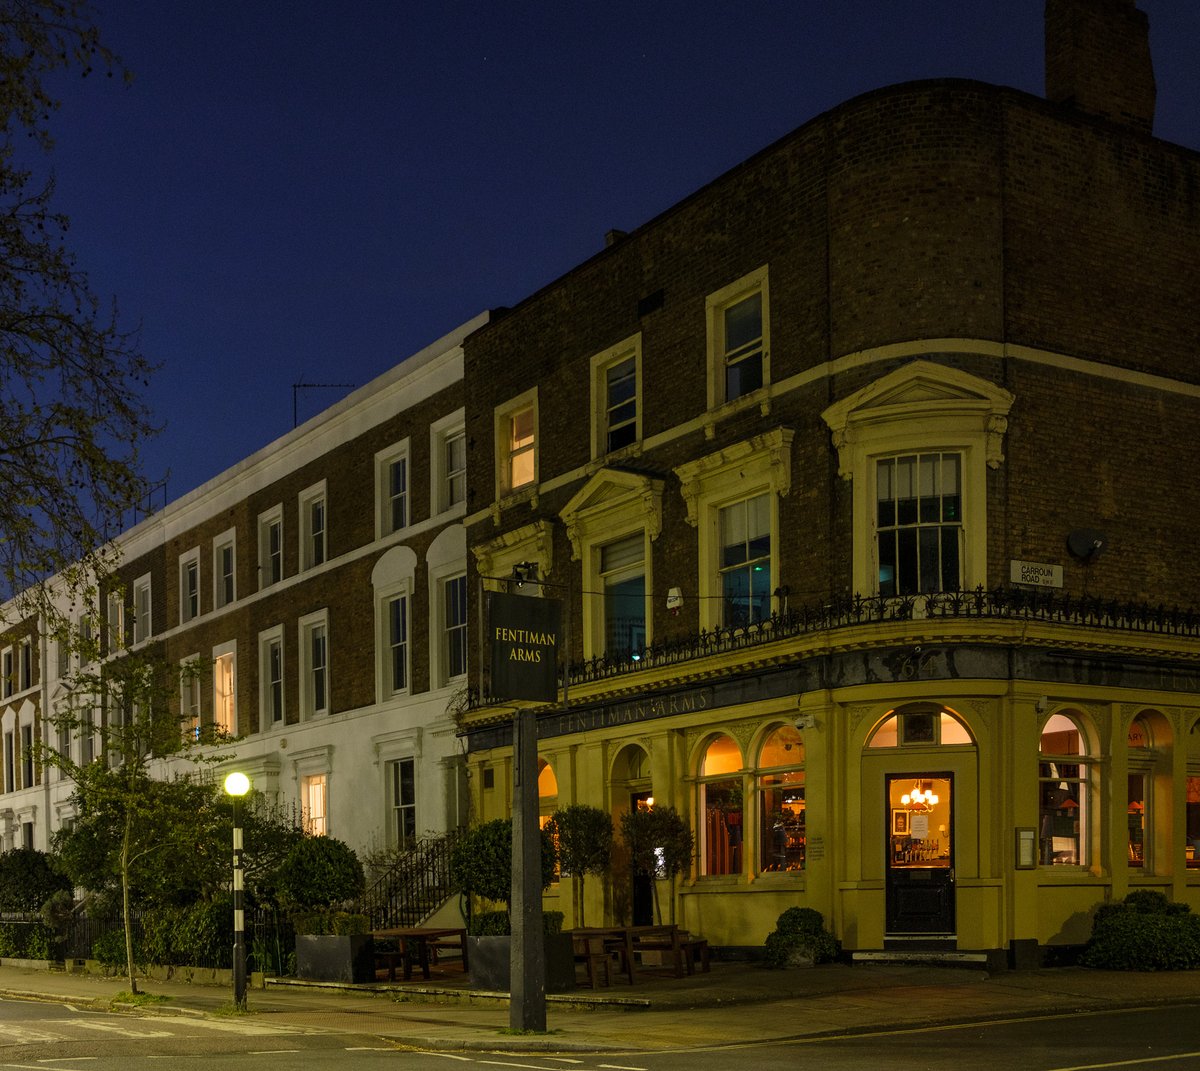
[33,1,1200,504]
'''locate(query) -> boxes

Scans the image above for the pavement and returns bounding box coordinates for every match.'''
[3,955,1200,1053]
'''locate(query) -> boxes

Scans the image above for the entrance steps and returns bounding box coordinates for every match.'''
[853,949,990,968]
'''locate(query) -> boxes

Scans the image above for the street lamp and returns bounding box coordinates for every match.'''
[224,771,251,1010]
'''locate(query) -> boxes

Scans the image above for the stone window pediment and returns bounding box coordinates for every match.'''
[821,360,1014,480]
[559,469,664,560]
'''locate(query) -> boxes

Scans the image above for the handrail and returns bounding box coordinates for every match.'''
[465,586,1200,709]
[359,829,463,931]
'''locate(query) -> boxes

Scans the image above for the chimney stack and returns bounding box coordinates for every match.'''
[1045,0,1156,133]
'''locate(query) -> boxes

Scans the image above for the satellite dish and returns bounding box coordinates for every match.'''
[1067,529,1106,561]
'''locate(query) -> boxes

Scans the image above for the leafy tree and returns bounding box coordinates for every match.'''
[273,835,365,912]
[0,847,71,912]
[1,0,157,619]
[40,649,219,994]
[619,805,694,925]
[449,817,557,920]
[546,804,612,926]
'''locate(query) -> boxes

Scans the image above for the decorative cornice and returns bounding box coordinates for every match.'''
[674,427,794,527]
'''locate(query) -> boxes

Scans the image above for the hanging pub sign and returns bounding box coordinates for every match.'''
[488,591,562,702]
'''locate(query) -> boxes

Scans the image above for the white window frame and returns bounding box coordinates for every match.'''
[179,548,201,624]
[706,266,770,411]
[106,590,124,654]
[820,360,1013,597]
[180,656,201,742]
[559,470,663,660]
[259,626,285,729]
[590,334,642,459]
[494,388,538,498]
[301,772,328,836]
[298,481,327,571]
[213,527,237,610]
[18,638,33,692]
[674,428,792,633]
[388,756,418,848]
[376,438,411,538]
[20,723,33,790]
[430,409,467,517]
[439,572,468,685]
[212,641,237,736]
[258,505,284,589]
[132,574,152,644]
[299,610,330,718]
[378,588,410,699]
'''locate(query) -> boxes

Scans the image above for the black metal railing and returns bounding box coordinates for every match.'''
[466,587,1200,708]
[359,830,463,931]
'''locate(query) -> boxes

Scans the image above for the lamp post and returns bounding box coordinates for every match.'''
[224,771,251,1010]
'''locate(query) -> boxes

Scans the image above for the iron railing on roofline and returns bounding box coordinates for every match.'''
[466,587,1200,708]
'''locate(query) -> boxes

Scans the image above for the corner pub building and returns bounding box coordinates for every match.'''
[458,0,1200,965]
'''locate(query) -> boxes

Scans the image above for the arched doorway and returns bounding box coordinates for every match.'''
[866,703,976,939]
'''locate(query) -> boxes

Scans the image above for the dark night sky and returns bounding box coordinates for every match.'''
[32,1,1200,504]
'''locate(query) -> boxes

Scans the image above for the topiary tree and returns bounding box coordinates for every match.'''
[1082,890,1200,970]
[273,836,366,934]
[546,804,612,927]
[449,817,556,932]
[619,805,694,925]
[762,906,840,967]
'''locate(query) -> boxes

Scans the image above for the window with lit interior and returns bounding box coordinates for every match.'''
[1039,712,1091,867]
[699,734,743,876]
[757,725,806,873]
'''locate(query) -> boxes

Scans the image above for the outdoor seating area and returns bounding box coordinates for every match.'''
[570,924,710,987]
[371,926,468,982]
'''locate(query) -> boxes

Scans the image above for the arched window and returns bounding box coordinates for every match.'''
[699,734,743,876]
[866,706,973,748]
[757,725,805,873]
[1039,713,1091,867]
[538,759,560,881]
[1127,716,1152,869]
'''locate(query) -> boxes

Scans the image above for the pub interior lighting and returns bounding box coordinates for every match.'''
[901,781,939,813]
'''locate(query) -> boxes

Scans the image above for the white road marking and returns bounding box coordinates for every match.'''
[162,1019,304,1036]
[42,1021,171,1039]
[425,1056,474,1062]
[0,1026,67,1044]
[1048,1054,1200,1071]
[598,1065,650,1070]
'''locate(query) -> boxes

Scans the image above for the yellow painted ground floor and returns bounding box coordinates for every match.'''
[462,646,1200,962]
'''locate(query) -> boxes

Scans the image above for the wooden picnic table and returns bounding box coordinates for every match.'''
[568,924,709,984]
[371,926,469,981]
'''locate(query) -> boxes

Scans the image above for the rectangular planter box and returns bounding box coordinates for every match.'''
[295,934,375,984]
[467,934,576,993]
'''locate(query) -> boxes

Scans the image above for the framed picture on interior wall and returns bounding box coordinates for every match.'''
[892,810,909,835]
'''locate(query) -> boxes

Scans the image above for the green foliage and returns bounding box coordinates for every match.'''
[450,818,557,908]
[0,920,55,960]
[291,911,369,936]
[1083,890,1200,970]
[0,848,71,912]
[91,928,131,967]
[547,805,612,877]
[762,907,839,968]
[274,836,365,912]
[467,909,565,937]
[619,805,694,880]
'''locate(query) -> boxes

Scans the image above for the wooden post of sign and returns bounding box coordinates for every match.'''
[510,704,546,1031]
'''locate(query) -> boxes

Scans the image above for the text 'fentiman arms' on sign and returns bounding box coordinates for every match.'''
[489,591,562,701]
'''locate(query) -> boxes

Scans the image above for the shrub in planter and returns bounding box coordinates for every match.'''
[275,836,365,913]
[1083,891,1200,970]
[762,907,839,967]
[468,909,564,937]
[449,818,556,918]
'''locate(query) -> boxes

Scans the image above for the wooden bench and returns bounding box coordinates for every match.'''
[632,925,711,977]
[572,934,611,988]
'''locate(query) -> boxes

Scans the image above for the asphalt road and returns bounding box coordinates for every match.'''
[5,995,1200,1070]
